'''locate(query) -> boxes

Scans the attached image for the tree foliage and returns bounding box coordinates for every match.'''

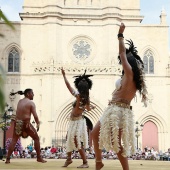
[0,56,5,114]
[0,10,15,37]
[0,10,15,114]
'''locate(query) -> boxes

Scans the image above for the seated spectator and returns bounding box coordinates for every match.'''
[12,148,20,158]
[107,152,113,159]
[25,147,29,158]
[28,144,33,153]
[31,148,37,158]
[51,146,56,154]
[112,153,118,160]
[50,145,56,158]
[44,147,51,158]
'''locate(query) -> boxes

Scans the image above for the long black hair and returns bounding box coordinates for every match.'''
[118,39,145,95]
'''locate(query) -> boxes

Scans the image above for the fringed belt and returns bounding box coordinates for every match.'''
[70,116,83,121]
[110,101,130,109]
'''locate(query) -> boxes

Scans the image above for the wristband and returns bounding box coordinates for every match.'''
[117,33,124,38]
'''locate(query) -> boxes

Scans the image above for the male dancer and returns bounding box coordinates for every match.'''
[5,89,46,163]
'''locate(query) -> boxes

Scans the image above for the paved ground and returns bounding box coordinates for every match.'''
[0,158,170,170]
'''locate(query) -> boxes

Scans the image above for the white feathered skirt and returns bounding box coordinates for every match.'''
[99,103,136,157]
[66,116,88,152]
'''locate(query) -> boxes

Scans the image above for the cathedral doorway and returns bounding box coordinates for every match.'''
[54,101,103,147]
[142,121,158,151]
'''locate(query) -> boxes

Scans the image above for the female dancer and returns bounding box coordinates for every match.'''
[91,23,148,170]
[61,67,95,168]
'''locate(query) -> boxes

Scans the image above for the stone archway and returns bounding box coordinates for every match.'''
[138,114,168,152]
[54,101,103,146]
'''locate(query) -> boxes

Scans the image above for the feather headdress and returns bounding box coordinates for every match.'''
[74,70,93,90]
[126,39,144,67]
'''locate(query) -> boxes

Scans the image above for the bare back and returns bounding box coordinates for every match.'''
[71,95,90,117]
[61,68,92,117]
[15,98,36,122]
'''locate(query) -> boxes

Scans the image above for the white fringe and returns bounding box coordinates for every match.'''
[99,104,135,157]
[66,118,89,152]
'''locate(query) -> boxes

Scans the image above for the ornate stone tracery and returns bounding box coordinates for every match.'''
[32,61,122,75]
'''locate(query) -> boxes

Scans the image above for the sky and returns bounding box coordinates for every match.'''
[0,0,169,24]
[0,0,170,49]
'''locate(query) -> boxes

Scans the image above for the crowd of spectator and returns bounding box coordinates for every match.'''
[10,145,170,161]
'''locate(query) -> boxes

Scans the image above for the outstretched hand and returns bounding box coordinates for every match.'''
[61,67,65,76]
[118,23,125,34]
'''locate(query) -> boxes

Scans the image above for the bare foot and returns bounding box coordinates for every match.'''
[62,160,73,167]
[77,163,89,168]
[5,158,10,164]
[37,158,47,163]
[96,162,104,170]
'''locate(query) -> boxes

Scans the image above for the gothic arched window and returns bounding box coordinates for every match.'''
[143,50,154,74]
[143,55,148,73]
[149,55,154,74]
[8,48,20,72]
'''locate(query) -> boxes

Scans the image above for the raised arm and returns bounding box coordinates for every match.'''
[118,23,133,75]
[61,67,74,95]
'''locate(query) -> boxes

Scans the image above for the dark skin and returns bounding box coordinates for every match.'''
[5,90,46,164]
[91,23,136,170]
[61,67,95,168]
[15,90,40,128]
[61,67,95,117]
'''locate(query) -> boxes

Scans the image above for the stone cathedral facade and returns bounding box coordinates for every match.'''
[0,0,170,152]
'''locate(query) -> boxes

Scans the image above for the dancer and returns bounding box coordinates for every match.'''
[91,23,148,170]
[61,67,95,168]
[5,89,47,164]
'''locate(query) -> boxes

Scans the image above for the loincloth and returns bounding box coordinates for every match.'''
[99,102,135,157]
[66,116,88,152]
[15,120,33,138]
